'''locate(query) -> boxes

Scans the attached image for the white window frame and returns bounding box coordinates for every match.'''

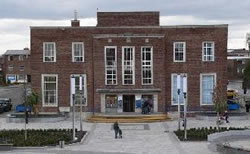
[141,46,153,85]
[19,65,24,71]
[8,65,13,71]
[43,42,56,62]
[70,74,88,106]
[202,41,215,61]
[72,42,84,62]
[200,73,216,105]
[42,74,58,107]
[173,42,186,62]
[19,55,24,61]
[105,46,117,85]
[122,46,135,85]
[171,73,188,105]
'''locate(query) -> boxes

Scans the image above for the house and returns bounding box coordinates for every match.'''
[227,49,250,81]
[30,11,228,115]
[3,48,31,83]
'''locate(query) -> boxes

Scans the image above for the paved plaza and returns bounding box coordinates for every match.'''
[0,115,250,154]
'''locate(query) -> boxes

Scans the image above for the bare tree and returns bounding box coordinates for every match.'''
[213,84,227,130]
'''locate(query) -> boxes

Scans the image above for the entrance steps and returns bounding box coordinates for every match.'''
[87,113,170,123]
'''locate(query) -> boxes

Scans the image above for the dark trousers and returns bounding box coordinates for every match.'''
[115,129,118,138]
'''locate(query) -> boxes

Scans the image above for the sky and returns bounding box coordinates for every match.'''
[0,0,250,55]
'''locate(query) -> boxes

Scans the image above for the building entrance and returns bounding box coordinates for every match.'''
[123,95,135,112]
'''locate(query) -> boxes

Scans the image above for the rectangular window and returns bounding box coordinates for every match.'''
[72,42,84,62]
[43,42,56,62]
[8,56,13,61]
[19,55,24,61]
[202,42,214,61]
[18,74,26,80]
[105,46,117,85]
[122,47,135,85]
[173,42,186,62]
[42,74,58,107]
[70,74,87,106]
[19,66,24,71]
[171,74,187,105]
[201,73,216,105]
[141,47,153,85]
[8,65,13,71]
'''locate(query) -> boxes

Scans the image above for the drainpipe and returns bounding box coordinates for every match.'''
[92,36,95,115]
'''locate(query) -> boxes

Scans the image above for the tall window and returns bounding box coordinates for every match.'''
[171,74,187,105]
[70,74,87,106]
[173,42,186,62]
[201,73,216,105]
[42,74,58,107]
[43,42,56,62]
[122,47,135,85]
[72,42,84,62]
[8,65,13,71]
[202,42,214,61]
[141,47,153,85]
[8,56,13,61]
[19,55,24,61]
[105,46,117,85]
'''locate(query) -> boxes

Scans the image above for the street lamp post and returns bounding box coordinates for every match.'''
[71,77,76,141]
[183,75,187,140]
[177,74,181,130]
[79,75,83,132]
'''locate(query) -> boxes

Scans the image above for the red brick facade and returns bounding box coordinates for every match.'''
[3,49,30,83]
[30,12,228,113]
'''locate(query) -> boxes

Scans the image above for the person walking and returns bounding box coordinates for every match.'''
[113,122,119,139]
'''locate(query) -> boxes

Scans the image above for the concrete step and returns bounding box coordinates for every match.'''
[87,113,170,123]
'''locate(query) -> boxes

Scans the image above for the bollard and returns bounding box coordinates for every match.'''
[59,140,64,148]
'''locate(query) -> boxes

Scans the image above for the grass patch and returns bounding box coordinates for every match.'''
[0,129,86,146]
[174,127,246,141]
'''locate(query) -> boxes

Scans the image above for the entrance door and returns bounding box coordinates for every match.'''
[123,95,135,112]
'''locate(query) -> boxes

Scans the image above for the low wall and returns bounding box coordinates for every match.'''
[208,130,250,153]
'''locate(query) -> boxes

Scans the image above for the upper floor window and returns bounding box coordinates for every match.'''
[202,42,214,61]
[105,46,117,85]
[19,65,24,71]
[122,46,135,85]
[8,65,13,71]
[19,55,24,61]
[8,56,13,61]
[72,42,84,62]
[43,42,56,62]
[141,47,153,85]
[173,42,186,62]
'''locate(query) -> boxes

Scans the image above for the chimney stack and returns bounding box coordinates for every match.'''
[71,10,80,27]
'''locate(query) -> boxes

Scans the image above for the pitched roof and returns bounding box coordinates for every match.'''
[4,49,30,55]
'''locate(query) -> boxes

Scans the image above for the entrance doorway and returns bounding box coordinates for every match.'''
[123,95,135,112]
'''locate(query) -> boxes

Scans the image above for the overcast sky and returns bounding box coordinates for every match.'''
[0,0,250,55]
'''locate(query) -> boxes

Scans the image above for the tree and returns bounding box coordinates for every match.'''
[243,61,250,94]
[27,92,40,115]
[213,84,227,130]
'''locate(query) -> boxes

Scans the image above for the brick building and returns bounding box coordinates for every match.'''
[3,48,31,83]
[30,12,228,114]
[227,49,250,81]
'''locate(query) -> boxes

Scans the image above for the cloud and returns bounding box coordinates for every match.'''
[0,13,249,54]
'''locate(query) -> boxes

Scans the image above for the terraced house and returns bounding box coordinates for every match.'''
[30,11,228,115]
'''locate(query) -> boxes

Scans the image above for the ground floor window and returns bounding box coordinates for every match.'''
[17,74,26,81]
[171,74,187,105]
[201,73,216,105]
[6,74,16,83]
[70,74,87,106]
[105,95,118,108]
[42,74,58,107]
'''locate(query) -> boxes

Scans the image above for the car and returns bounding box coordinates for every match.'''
[16,104,32,112]
[0,105,4,114]
[0,98,12,112]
